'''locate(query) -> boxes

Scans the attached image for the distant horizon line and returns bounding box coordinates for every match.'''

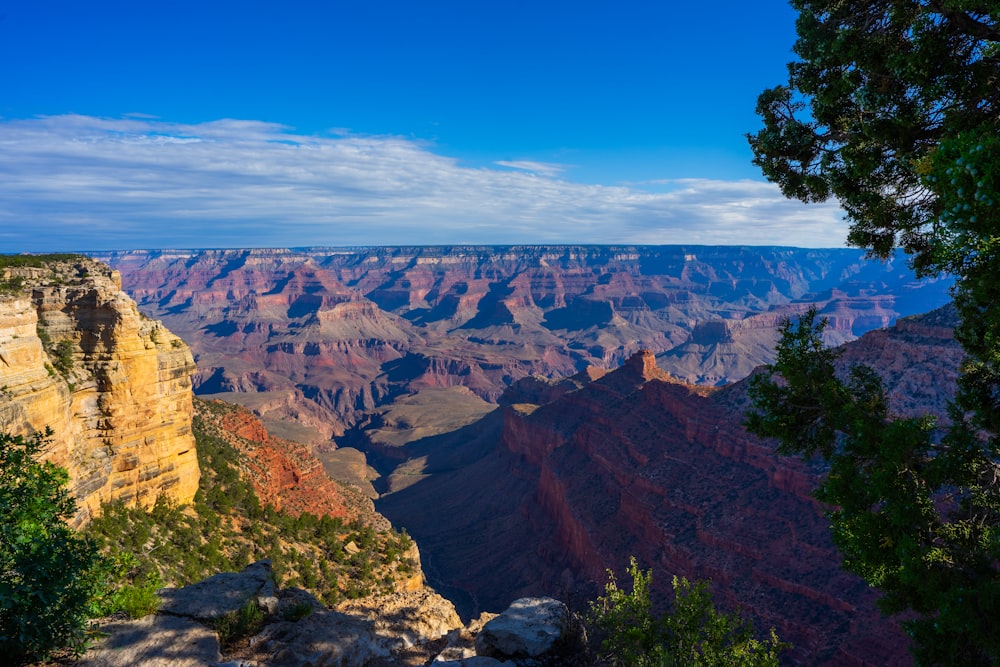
[61,243,877,255]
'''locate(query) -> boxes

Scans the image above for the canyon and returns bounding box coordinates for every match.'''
[376,307,961,665]
[4,248,961,663]
[95,245,951,439]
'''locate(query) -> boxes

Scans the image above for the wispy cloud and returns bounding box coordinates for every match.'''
[494,160,568,177]
[0,115,849,251]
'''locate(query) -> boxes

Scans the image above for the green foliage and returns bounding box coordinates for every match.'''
[89,552,162,619]
[750,3,1000,665]
[0,253,84,269]
[589,557,785,667]
[35,324,76,379]
[53,339,75,376]
[0,429,104,661]
[0,275,24,294]
[281,601,314,622]
[747,311,1000,665]
[86,403,418,610]
[212,598,265,649]
[747,1,999,269]
[36,324,51,347]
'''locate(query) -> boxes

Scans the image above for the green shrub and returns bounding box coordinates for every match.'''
[589,557,786,667]
[85,403,422,609]
[0,253,83,268]
[212,598,266,649]
[90,552,162,619]
[0,276,24,293]
[0,430,104,661]
[53,339,74,375]
[110,578,161,619]
[281,601,314,622]
[37,324,52,347]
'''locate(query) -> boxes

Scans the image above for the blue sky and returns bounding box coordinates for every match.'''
[0,0,849,251]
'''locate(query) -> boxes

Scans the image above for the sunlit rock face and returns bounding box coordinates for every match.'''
[0,257,198,524]
[95,245,951,436]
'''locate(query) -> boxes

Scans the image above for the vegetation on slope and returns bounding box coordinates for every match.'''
[0,253,85,269]
[0,254,89,293]
[86,399,418,610]
[0,430,103,661]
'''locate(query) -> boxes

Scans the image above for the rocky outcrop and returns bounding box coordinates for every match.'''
[0,257,198,524]
[157,560,280,621]
[835,304,962,422]
[336,589,464,649]
[194,397,380,524]
[94,246,951,435]
[77,614,223,667]
[81,562,585,667]
[474,597,587,665]
[376,327,964,665]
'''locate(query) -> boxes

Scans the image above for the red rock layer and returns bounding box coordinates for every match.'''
[194,398,379,524]
[379,325,961,665]
[94,247,951,436]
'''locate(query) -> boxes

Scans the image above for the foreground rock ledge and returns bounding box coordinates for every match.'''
[79,561,589,667]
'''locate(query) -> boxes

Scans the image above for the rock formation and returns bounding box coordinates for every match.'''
[58,246,960,664]
[93,245,952,439]
[194,397,381,525]
[80,561,587,667]
[375,308,963,666]
[0,257,198,524]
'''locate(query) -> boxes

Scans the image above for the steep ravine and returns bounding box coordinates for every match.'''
[376,310,962,666]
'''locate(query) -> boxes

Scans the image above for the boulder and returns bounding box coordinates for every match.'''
[473,597,587,665]
[337,588,464,648]
[158,560,276,621]
[249,610,389,667]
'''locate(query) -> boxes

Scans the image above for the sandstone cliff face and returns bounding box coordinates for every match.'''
[0,258,198,523]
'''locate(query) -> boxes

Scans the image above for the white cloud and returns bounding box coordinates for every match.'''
[494,160,568,177]
[0,114,850,251]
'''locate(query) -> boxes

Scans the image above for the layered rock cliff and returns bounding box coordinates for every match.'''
[93,246,952,435]
[0,257,198,524]
[193,396,386,526]
[376,310,963,666]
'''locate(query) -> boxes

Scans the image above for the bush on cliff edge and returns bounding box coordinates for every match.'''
[0,429,103,661]
[589,557,785,666]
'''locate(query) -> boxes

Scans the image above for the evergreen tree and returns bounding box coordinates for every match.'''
[747,4,1000,663]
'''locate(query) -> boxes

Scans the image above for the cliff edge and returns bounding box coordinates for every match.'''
[0,256,199,524]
